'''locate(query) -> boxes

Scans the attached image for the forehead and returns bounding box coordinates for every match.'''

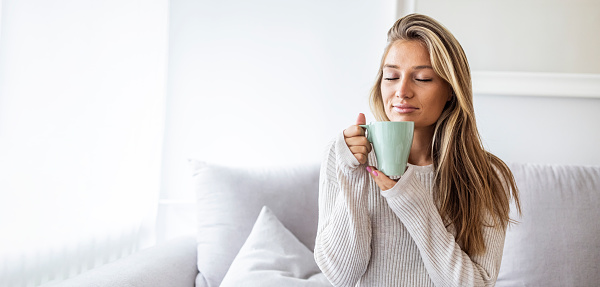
[384,40,431,67]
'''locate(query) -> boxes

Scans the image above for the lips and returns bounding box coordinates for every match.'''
[392,103,418,113]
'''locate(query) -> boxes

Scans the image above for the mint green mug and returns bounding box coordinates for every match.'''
[359,121,414,176]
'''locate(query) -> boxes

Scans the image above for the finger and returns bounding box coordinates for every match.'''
[354,153,367,164]
[345,136,369,147]
[343,125,365,138]
[349,145,369,155]
[356,113,366,125]
[366,166,398,191]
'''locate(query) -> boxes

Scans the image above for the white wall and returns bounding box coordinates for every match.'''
[415,0,600,74]
[160,0,397,240]
[475,94,600,165]
[413,0,600,166]
[0,0,168,285]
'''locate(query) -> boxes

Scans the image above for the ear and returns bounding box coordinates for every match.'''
[445,82,454,102]
[447,88,455,102]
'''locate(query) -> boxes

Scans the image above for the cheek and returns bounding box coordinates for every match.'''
[429,85,451,111]
[427,97,449,121]
[380,85,395,103]
[419,92,447,118]
[381,92,392,104]
[435,96,449,111]
[380,85,387,97]
[380,93,394,118]
[380,87,393,105]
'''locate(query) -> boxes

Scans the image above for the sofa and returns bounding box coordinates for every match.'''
[42,161,600,287]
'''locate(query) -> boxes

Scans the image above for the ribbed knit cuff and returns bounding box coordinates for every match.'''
[335,132,362,172]
[381,166,437,228]
[380,166,417,198]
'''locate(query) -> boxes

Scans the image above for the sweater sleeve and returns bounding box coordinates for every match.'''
[314,132,372,287]
[381,167,505,287]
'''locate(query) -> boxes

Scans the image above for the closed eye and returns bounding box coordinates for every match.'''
[416,79,432,82]
[384,78,399,81]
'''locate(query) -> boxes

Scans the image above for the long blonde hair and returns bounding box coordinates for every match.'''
[369,14,521,256]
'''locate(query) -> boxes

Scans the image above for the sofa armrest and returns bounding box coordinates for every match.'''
[41,236,198,287]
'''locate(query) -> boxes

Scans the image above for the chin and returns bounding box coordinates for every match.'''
[387,114,411,122]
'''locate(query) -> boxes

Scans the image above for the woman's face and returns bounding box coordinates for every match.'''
[381,40,451,129]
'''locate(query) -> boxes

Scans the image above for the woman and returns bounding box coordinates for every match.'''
[314,14,521,287]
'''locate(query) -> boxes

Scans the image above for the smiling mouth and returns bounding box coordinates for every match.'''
[392,104,418,113]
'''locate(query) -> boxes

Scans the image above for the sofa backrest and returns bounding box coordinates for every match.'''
[497,162,600,287]
[192,160,600,287]
[192,160,321,287]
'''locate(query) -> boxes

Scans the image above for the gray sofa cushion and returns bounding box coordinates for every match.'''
[39,237,198,287]
[191,160,320,287]
[497,163,600,287]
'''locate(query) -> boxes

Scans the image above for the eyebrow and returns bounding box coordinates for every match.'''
[383,64,433,70]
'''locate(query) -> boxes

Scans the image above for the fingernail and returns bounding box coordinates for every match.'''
[366,166,372,173]
[373,171,378,176]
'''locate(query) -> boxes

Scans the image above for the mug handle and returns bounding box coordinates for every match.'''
[358,124,371,142]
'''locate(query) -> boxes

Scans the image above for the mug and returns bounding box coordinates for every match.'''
[359,121,414,176]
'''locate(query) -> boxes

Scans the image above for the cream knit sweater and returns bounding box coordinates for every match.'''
[314,133,506,287]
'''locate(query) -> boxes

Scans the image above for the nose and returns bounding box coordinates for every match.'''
[395,77,413,99]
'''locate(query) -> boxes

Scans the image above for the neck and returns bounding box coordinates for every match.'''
[408,125,434,166]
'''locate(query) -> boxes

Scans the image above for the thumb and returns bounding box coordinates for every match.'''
[356,113,366,125]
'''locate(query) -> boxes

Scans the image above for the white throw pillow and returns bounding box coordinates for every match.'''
[191,160,321,287]
[220,206,331,287]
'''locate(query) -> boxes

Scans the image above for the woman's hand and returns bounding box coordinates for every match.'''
[366,166,399,191]
[343,113,372,165]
